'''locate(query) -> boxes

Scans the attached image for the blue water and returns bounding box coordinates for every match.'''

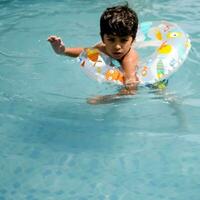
[0,0,200,199]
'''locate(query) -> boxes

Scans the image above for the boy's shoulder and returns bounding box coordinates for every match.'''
[121,48,138,65]
[124,48,138,60]
[93,42,106,53]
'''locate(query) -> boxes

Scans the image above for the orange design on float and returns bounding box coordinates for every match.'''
[155,30,162,40]
[86,49,100,62]
[105,69,124,83]
[142,66,148,76]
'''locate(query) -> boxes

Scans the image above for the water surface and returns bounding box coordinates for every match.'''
[0,0,200,199]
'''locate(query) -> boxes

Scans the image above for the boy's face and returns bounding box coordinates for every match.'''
[103,34,134,60]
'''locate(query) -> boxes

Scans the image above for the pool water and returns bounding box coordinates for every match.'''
[0,0,200,199]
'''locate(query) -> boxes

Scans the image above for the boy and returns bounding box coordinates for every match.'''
[48,4,139,104]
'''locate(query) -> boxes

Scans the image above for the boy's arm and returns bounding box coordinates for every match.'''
[63,47,84,57]
[47,35,84,57]
[120,49,139,94]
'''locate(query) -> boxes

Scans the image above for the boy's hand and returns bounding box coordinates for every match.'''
[47,35,65,55]
[118,77,139,95]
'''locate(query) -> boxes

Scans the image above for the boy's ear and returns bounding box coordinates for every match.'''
[131,36,135,44]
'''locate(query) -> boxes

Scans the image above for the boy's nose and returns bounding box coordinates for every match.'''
[115,43,121,50]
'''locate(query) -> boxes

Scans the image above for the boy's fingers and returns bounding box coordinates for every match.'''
[55,37,65,46]
[47,35,65,48]
[47,38,52,42]
[57,38,61,43]
[57,37,64,44]
[47,35,58,42]
[47,37,55,42]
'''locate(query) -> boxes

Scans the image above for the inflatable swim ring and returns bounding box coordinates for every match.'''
[78,21,191,86]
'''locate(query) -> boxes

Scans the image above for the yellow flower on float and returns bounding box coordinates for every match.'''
[167,32,182,38]
[158,42,172,54]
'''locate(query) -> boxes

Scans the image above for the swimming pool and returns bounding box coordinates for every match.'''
[0,0,200,199]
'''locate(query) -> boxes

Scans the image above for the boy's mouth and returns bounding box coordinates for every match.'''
[112,52,123,59]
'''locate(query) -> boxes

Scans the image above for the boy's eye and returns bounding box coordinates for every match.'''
[121,38,129,43]
[107,38,115,42]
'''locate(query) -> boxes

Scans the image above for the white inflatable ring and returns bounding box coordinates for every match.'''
[78,21,191,86]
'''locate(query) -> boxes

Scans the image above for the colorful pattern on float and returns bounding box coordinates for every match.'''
[78,21,191,86]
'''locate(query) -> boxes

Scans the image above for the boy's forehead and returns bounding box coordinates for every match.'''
[105,34,131,38]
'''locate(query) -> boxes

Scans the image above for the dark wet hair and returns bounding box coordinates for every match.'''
[100,4,138,40]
